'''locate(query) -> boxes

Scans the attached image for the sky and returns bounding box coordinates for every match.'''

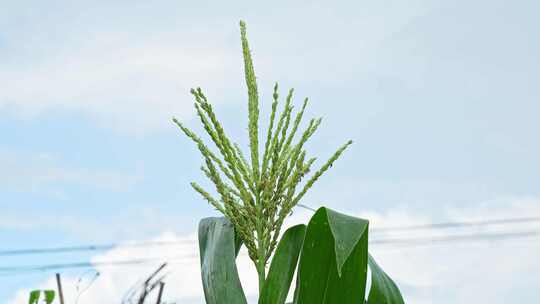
[1,0,539,303]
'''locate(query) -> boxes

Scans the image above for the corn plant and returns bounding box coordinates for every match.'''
[174,21,404,304]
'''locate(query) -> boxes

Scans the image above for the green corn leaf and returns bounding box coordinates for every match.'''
[367,254,405,304]
[199,217,247,304]
[294,207,369,304]
[259,224,306,304]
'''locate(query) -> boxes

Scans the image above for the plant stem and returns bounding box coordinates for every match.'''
[256,216,266,293]
[257,258,266,294]
[255,180,266,293]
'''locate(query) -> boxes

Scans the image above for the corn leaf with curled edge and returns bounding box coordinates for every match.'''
[367,254,405,304]
[198,217,247,304]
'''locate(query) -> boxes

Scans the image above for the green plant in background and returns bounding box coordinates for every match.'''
[174,21,404,304]
[28,290,55,304]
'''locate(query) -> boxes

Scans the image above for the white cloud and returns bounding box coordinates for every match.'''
[0,33,243,134]
[0,0,438,135]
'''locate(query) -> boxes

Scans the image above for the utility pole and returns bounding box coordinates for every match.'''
[56,273,65,304]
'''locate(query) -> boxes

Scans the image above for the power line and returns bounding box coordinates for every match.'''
[371,230,540,246]
[1,215,538,258]
[371,216,540,233]
[1,230,538,276]
[0,258,152,273]
[0,257,182,276]
[0,240,192,257]
[295,204,540,232]
[296,203,316,212]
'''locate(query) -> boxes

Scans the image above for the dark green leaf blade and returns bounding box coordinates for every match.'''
[294,207,369,304]
[367,254,405,304]
[198,217,247,304]
[259,224,306,304]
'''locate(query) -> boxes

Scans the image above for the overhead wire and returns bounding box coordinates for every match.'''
[295,203,540,232]
[0,215,538,257]
[371,230,540,246]
[0,257,184,276]
[1,206,539,277]
[371,216,540,232]
[0,240,193,257]
[1,229,539,276]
